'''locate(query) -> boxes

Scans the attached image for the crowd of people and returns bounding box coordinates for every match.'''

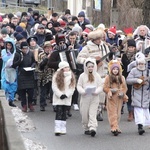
[0,7,150,137]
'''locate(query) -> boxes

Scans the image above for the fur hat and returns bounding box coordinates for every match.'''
[127,39,136,47]
[58,61,69,70]
[108,26,116,35]
[108,60,122,74]
[88,29,104,40]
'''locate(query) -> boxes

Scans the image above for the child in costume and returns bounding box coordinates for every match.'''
[77,58,103,137]
[126,54,150,135]
[52,61,76,136]
[1,38,17,107]
[103,60,128,136]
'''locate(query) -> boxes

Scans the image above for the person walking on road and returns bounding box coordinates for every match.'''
[126,54,150,135]
[52,61,76,136]
[77,58,103,137]
[103,60,128,136]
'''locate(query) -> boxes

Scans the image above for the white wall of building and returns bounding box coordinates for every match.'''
[67,0,83,16]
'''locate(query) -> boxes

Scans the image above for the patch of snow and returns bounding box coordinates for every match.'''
[11,107,47,150]
[11,107,36,132]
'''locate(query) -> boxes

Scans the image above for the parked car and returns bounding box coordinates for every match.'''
[24,0,41,6]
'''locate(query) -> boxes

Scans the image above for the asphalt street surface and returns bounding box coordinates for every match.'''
[15,100,150,150]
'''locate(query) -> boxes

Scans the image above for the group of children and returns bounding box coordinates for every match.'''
[52,46,150,137]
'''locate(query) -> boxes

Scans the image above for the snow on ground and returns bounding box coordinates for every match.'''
[11,107,47,150]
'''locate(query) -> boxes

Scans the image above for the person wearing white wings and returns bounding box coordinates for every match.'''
[77,58,103,137]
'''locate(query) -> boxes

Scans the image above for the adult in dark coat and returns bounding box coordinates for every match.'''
[121,39,136,121]
[12,41,36,112]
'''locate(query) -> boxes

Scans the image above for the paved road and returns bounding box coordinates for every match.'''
[15,100,150,150]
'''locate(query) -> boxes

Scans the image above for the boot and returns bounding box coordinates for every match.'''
[138,124,145,135]
[9,101,16,107]
[28,104,34,112]
[55,120,61,136]
[22,105,27,112]
[127,111,134,121]
[121,106,124,114]
[61,121,66,135]
[97,111,103,121]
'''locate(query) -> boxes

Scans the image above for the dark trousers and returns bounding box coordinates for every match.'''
[72,88,78,105]
[40,81,52,106]
[55,105,67,121]
[19,88,34,107]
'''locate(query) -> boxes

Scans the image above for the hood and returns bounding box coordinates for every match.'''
[5,38,16,54]
[84,57,97,74]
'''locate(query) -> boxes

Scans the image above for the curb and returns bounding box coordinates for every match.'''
[0,90,26,150]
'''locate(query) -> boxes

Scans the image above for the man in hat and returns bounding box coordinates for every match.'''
[38,41,54,111]
[77,29,110,121]
[34,24,47,46]
[27,36,43,105]
[12,41,36,112]
[77,11,90,30]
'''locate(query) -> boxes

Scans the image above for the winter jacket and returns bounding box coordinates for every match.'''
[77,40,110,77]
[52,71,75,106]
[13,49,35,90]
[126,67,150,108]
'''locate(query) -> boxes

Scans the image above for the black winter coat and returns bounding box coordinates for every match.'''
[12,50,35,90]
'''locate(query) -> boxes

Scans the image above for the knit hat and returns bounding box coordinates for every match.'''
[15,26,23,33]
[59,20,66,27]
[97,23,105,30]
[55,33,65,45]
[15,33,24,41]
[137,58,146,64]
[108,26,116,35]
[72,25,83,34]
[85,24,94,31]
[21,31,28,39]
[127,39,136,47]
[108,60,122,74]
[65,9,71,15]
[82,28,90,35]
[16,11,22,18]
[58,61,69,70]
[78,11,85,17]
[1,28,8,34]
[19,22,26,28]
[27,36,38,44]
[20,41,28,49]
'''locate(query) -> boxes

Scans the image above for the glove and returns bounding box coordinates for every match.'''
[137,79,143,84]
[118,92,124,99]
[60,94,67,99]
[110,88,118,94]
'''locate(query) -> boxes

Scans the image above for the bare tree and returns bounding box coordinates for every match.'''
[142,0,150,28]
